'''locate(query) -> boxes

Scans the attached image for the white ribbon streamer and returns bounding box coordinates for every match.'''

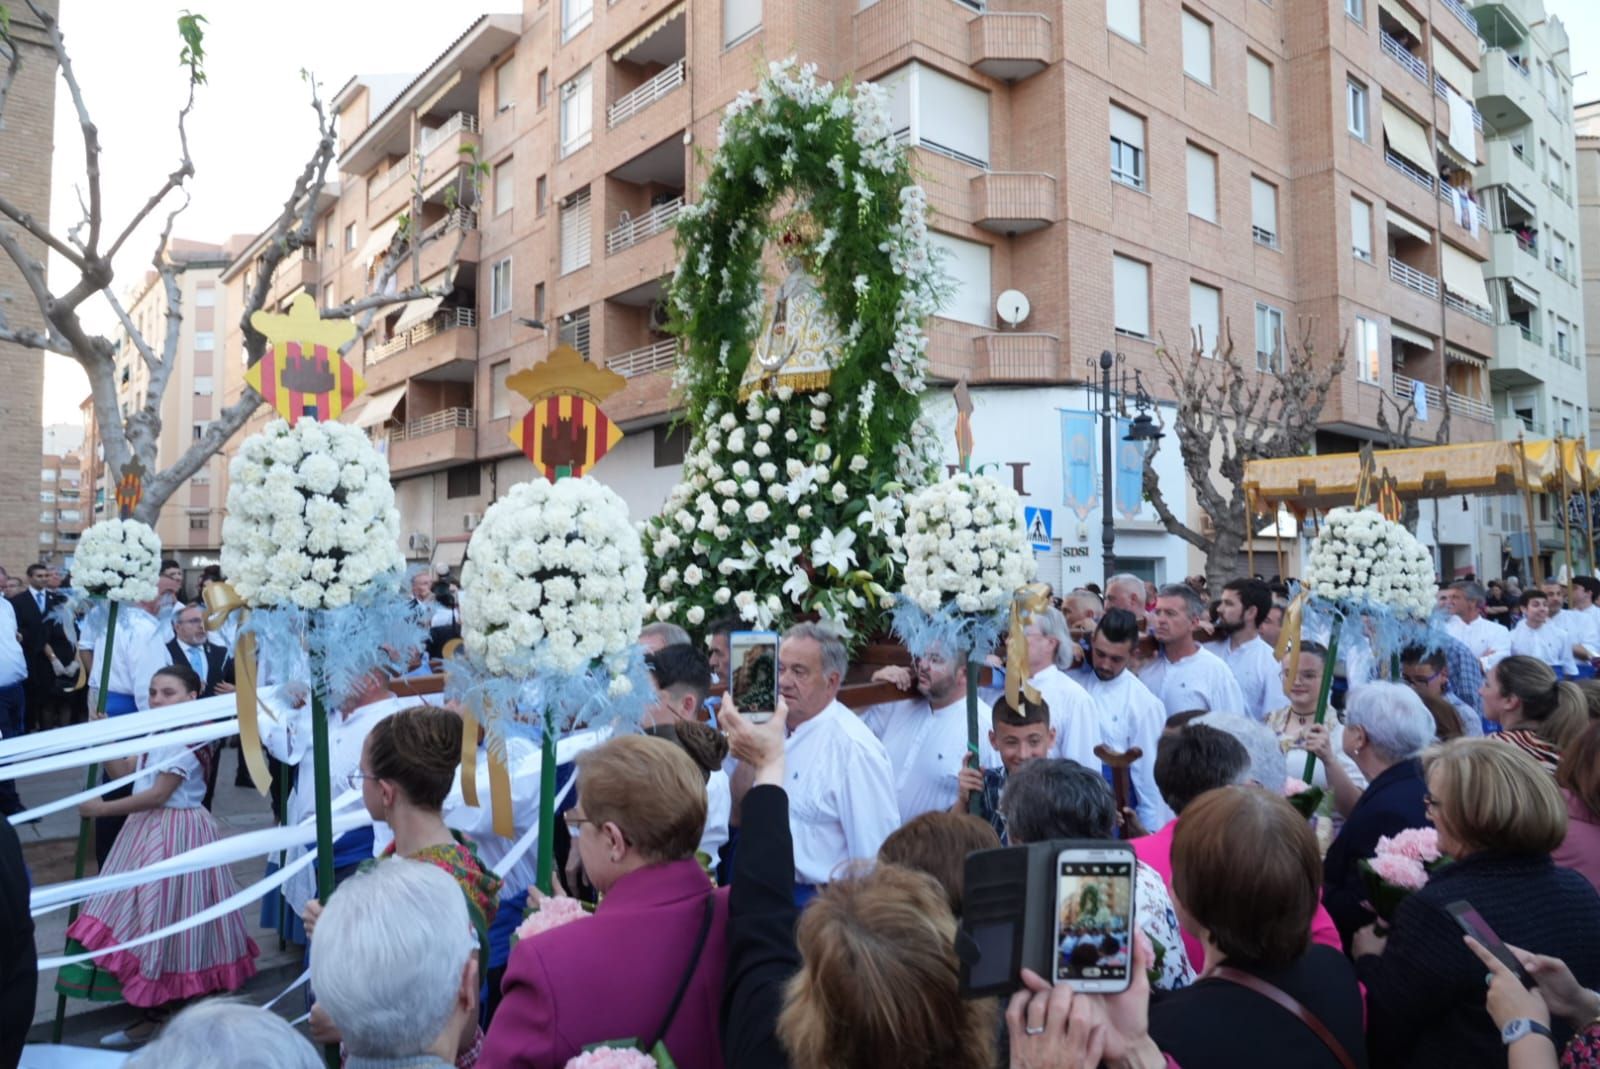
[0,690,278,765]
[2,719,240,781]
[263,968,312,1012]
[491,771,577,879]
[7,751,183,826]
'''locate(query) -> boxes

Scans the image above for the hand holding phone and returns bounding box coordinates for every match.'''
[1054,846,1137,994]
[729,630,779,723]
[1447,901,1536,989]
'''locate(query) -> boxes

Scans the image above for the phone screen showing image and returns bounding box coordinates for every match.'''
[1446,900,1535,987]
[729,630,779,722]
[1054,857,1135,990]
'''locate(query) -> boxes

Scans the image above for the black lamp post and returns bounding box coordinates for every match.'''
[1096,351,1165,589]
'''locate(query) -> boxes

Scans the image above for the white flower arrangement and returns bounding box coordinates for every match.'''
[222,418,402,611]
[74,518,162,602]
[901,473,1035,616]
[1305,507,1435,617]
[460,477,647,683]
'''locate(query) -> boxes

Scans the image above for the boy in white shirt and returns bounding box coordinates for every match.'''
[1509,590,1576,675]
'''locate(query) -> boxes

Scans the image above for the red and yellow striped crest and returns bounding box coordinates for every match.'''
[245,292,364,427]
[510,393,624,479]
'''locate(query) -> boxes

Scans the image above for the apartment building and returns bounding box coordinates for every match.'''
[218,0,1512,580]
[1576,101,1600,445]
[37,452,84,564]
[83,238,243,576]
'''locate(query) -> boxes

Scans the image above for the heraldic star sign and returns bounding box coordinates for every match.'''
[507,344,627,480]
[244,291,366,426]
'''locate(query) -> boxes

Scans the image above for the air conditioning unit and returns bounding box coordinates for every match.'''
[648,301,671,332]
[463,512,483,532]
[407,532,432,553]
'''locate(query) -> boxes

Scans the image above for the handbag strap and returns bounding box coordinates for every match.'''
[644,892,716,1054]
[1209,965,1359,1069]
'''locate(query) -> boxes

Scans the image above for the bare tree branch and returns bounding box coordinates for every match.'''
[27,1,102,256]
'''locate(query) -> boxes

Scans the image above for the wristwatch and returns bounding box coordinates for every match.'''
[1501,1018,1553,1047]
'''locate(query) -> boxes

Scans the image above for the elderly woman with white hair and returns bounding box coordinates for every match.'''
[124,1000,322,1069]
[311,860,481,1069]
[1315,681,1436,944]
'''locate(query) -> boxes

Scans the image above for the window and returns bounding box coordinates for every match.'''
[653,423,690,467]
[536,174,548,215]
[562,0,592,41]
[58,509,80,523]
[1107,0,1141,43]
[1186,144,1217,222]
[1355,315,1381,383]
[490,258,513,318]
[560,67,593,158]
[559,307,591,358]
[1251,177,1279,248]
[490,361,511,420]
[193,375,213,396]
[928,232,993,326]
[39,490,55,504]
[1345,0,1364,21]
[494,158,514,216]
[559,188,592,274]
[193,331,214,351]
[1350,196,1373,261]
[194,286,216,308]
[344,223,356,250]
[1189,281,1221,358]
[1247,53,1274,122]
[724,0,762,47]
[1181,10,1213,85]
[1113,254,1151,339]
[534,282,546,322]
[875,63,990,168]
[38,532,51,544]
[495,60,514,112]
[537,69,549,110]
[188,516,209,531]
[192,423,205,440]
[446,464,481,499]
[1346,78,1369,141]
[1255,303,1284,372]
[40,469,56,482]
[39,510,52,524]
[1109,104,1146,190]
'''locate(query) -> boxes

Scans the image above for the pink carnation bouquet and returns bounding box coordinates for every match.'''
[1358,827,1450,929]
[514,894,591,944]
[564,1043,678,1068]
[1282,776,1327,821]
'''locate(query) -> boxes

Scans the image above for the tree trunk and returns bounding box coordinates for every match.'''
[1204,509,1248,590]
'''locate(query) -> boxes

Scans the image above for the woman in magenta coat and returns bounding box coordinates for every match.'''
[1554,721,1600,892]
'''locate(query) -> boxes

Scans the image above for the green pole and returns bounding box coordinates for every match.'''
[1301,613,1343,785]
[537,462,575,894]
[53,598,121,1042]
[309,684,339,1069]
[965,656,983,817]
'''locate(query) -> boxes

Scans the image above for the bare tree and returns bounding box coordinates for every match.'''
[1374,372,1452,532]
[1140,319,1345,588]
[0,5,476,523]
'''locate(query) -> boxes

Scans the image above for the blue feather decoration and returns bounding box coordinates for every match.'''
[890,595,1008,661]
[444,644,656,755]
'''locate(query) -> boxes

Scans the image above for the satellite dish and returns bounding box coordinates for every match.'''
[997,289,1031,327]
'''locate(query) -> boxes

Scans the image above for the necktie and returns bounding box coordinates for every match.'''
[185,644,206,680]
[35,591,44,613]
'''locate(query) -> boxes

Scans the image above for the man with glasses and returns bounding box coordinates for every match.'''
[1399,645,1483,736]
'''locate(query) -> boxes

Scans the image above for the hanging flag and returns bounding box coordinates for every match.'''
[1114,419,1145,519]
[1412,377,1429,422]
[1059,410,1098,520]
[244,292,364,426]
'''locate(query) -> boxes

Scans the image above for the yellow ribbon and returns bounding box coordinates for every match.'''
[457,700,515,838]
[1005,583,1051,710]
[203,582,271,797]
[1273,589,1310,692]
[460,707,481,808]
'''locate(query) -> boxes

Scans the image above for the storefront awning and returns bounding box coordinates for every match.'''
[432,539,469,573]
[1244,439,1555,513]
[1382,101,1432,170]
[351,384,405,428]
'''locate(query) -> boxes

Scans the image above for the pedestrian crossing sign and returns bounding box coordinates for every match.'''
[1025,506,1052,552]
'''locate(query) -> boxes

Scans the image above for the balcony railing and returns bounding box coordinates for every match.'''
[419,207,478,242]
[606,338,679,378]
[1438,0,1477,35]
[418,112,479,155]
[1549,342,1575,363]
[1433,75,1484,130]
[1511,321,1541,344]
[1381,33,1428,83]
[1444,291,1493,323]
[368,307,478,363]
[1252,225,1279,249]
[1389,258,1439,298]
[369,159,415,200]
[1393,374,1494,422]
[606,196,684,255]
[1505,229,1537,256]
[608,59,685,129]
[1438,185,1488,229]
[399,407,476,441]
[1385,150,1435,193]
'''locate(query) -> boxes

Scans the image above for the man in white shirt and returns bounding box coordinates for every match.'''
[1509,589,1576,675]
[1204,578,1287,721]
[0,598,29,815]
[642,643,730,860]
[1569,578,1600,673]
[1543,579,1600,671]
[1138,584,1246,718]
[1070,608,1172,832]
[863,643,983,822]
[989,606,1103,772]
[84,595,166,718]
[1442,580,1509,672]
[750,622,898,899]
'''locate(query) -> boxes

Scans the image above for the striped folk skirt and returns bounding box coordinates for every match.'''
[59,806,259,1008]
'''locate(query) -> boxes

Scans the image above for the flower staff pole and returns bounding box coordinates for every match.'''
[1301,614,1342,787]
[952,379,984,815]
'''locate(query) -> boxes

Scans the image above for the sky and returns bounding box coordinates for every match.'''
[30,0,1600,426]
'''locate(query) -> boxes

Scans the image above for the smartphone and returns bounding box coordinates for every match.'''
[1446,900,1536,988]
[729,630,779,723]
[1053,845,1137,993]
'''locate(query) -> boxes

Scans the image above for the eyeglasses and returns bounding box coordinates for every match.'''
[1402,668,1443,687]
[343,769,376,791]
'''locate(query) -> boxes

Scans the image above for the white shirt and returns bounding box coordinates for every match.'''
[131,637,213,710]
[1509,620,1576,674]
[861,696,974,822]
[1205,636,1286,722]
[1446,614,1510,671]
[0,599,26,689]
[1070,667,1173,832]
[985,664,1102,772]
[784,699,900,885]
[1138,645,1245,718]
[86,605,163,701]
[701,768,731,863]
[135,745,209,809]
[1551,609,1599,660]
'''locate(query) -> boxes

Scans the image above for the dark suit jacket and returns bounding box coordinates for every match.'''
[0,813,36,1069]
[1322,758,1430,943]
[8,590,70,691]
[721,786,799,1069]
[165,639,230,699]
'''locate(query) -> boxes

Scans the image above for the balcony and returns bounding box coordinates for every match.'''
[417,208,480,277]
[971,172,1056,234]
[1381,33,1429,83]
[364,307,478,391]
[606,196,683,255]
[975,333,1063,382]
[1477,49,1536,129]
[388,407,476,477]
[1443,291,1492,324]
[368,159,417,224]
[1438,186,1488,232]
[1433,75,1484,130]
[1393,373,1494,423]
[419,112,478,157]
[1385,150,1435,194]
[1389,258,1439,298]
[1439,0,1478,34]
[968,13,1053,82]
[606,338,679,379]
[1490,321,1545,387]
[608,59,685,129]
[1496,415,1546,439]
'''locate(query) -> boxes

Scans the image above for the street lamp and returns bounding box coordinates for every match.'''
[1097,351,1165,588]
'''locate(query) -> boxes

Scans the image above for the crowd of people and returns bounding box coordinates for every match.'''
[5,565,1600,1069]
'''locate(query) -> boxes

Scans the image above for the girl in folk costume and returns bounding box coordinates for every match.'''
[59,663,259,1045]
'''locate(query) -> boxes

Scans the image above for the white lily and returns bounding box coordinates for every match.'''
[811,527,858,575]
